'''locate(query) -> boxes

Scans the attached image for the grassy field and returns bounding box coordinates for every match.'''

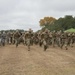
[0,44,75,75]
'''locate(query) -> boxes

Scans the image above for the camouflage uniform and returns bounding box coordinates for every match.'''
[42,29,49,51]
[22,32,26,45]
[6,32,9,44]
[52,31,56,47]
[1,31,6,46]
[56,31,61,47]
[14,30,20,47]
[60,32,68,50]
[19,32,25,45]
[25,29,33,51]
[70,33,75,47]
[0,32,1,46]
[48,32,52,45]
[33,33,39,45]
[67,33,72,46]
[39,32,44,47]
[12,32,15,44]
[43,39,47,51]
[6,32,13,44]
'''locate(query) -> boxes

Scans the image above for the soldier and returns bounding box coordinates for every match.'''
[12,31,15,44]
[41,29,49,51]
[33,32,39,45]
[25,29,33,51]
[1,31,6,46]
[21,32,26,45]
[48,32,52,45]
[0,32,1,46]
[22,32,26,45]
[37,31,42,46]
[44,29,49,44]
[60,32,68,50]
[51,30,56,47]
[43,39,47,51]
[39,32,44,47]
[67,32,72,46]
[70,32,75,47]
[6,31,13,44]
[56,30,62,47]
[6,31,10,44]
[14,30,20,47]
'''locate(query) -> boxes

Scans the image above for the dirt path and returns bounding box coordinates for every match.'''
[0,44,75,75]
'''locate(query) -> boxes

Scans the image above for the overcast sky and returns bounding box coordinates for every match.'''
[0,0,75,31]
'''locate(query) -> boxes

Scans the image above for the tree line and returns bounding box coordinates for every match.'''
[39,15,75,31]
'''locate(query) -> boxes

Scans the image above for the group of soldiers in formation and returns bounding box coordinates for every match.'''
[0,28,75,51]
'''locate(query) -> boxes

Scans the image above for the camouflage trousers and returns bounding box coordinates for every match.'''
[43,39,48,51]
[60,38,68,50]
[56,37,61,47]
[39,39,43,47]
[7,37,11,44]
[52,37,56,47]
[1,38,6,46]
[15,38,19,47]
[12,37,15,44]
[26,38,31,51]
[69,38,74,47]
[23,37,25,44]
[0,38,1,46]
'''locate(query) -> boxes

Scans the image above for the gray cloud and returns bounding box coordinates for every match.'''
[0,0,75,31]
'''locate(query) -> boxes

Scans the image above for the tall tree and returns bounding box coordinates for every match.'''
[39,17,56,27]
